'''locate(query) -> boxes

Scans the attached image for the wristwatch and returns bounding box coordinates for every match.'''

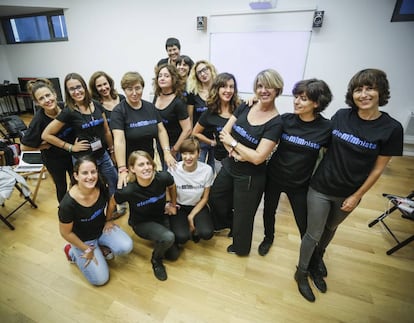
[230,140,238,148]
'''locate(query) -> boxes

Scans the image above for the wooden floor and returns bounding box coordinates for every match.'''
[1,115,414,323]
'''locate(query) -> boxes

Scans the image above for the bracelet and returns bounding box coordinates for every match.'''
[62,142,66,149]
[68,144,73,153]
[163,147,171,151]
[118,166,128,174]
[107,146,114,153]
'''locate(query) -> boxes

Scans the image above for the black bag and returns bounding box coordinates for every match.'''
[1,115,27,137]
[0,141,15,165]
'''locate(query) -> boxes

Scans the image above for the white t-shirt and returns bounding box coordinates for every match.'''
[168,161,214,206]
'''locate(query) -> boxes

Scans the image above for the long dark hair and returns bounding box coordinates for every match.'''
[64,73,92,110]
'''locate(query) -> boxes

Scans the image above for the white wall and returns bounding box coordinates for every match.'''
[0,0,413,129]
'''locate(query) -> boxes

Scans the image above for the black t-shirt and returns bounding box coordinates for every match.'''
[58,190,107,241]
[154,96,188,146]
[187,93,213,139]
[223,103,283,175]
[102,94,125,127]
[111,99,162,161]
[267,113,332,190]
[114,171,174,226]
[311,108,404,197]
[198,109,230,160]
[21,102,74,161]
[56,101,108,159]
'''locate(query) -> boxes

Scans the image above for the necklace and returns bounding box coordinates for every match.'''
[161,91,174,96]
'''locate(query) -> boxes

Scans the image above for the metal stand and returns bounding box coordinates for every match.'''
[368,191,414,255]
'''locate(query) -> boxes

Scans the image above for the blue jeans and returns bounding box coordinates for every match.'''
[68,225,133,285]
[199,142,215,172]
[96,151,118,196]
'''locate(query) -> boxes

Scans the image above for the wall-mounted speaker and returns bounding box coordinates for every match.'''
[313,10,324,28]
[197,16,207,31]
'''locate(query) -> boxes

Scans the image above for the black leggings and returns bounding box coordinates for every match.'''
[169,205,214,244]
[44,154,73,202]
[262,183,308,240]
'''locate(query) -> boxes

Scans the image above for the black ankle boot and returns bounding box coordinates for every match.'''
[294,267,315,302]
[312,249,327,277]
[151,257,167,281]
[309,268,327,293]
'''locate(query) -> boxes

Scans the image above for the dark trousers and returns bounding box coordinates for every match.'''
[43,154,73,202]
[169,205,214,244]
[132,217,179,261]
[263,184,308,240]
[209,166,266,255]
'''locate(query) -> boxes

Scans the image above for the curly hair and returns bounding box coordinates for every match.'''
[153,64,186,98]
[206,72,241,115]
[186,60,217,96]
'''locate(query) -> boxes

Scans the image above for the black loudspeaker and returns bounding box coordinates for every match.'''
[313,10,324,28]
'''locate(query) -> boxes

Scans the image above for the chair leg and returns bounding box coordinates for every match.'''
[0,213,15,230]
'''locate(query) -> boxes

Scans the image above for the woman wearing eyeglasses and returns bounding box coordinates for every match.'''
[111,71,176,188]
[42,73,118,210]
[186,60,218,171]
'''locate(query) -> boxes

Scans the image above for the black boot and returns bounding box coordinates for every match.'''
[309,267,327,293]
[309,252,327,292]
[258,237,273,256]
[294,267,315,302]
[151,257,167,281]
[312,249,328,277]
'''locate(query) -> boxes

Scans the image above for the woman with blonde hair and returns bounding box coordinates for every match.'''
[186,60,218,168]
[209,69,284,256]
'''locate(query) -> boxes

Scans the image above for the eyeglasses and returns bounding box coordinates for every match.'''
[68,85,83,93]
[124,86,143,93]
[196,66,209,76]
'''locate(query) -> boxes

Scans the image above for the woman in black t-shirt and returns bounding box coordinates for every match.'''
[209,69,284,256]
[59,155,132,286]
[259,79,332,257]
[20,78,73,203]
[153,64,192,165]
[114,150,179,281]
[42,73,118,202]
[111,71,176,188]
[294,69,404,302]
[192,72,241,174]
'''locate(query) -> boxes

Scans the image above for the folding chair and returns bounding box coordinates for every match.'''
[0,166,38,230]
[0,115,28,143]
[368,191,414,255]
